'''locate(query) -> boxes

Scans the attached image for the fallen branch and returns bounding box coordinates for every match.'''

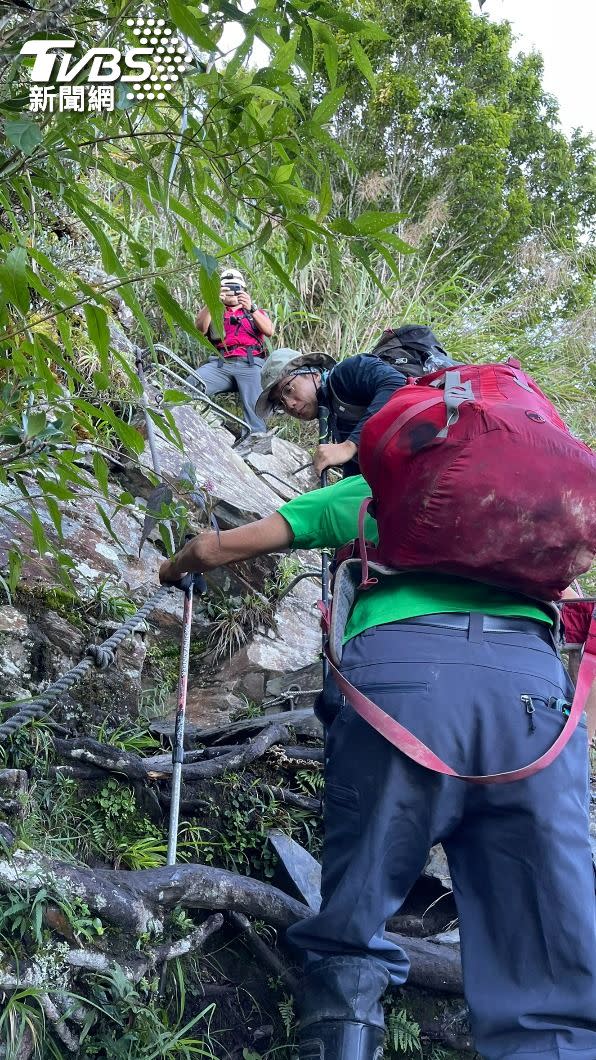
[258,785,320,814]
[0,849,309,933]
[54,724,292,781]
[0,851,464,995]
[386,932,463,995]
[230,911,298,993]
[187,708,320,746]
[39,993,79,1053]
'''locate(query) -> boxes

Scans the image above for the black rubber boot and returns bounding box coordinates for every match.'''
[295,956,390,1060]
[297,1019,384,1059]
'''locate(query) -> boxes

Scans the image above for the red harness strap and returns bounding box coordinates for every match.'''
[327,610,596,785]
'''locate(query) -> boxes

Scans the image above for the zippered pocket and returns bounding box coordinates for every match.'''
[358,682,429,695]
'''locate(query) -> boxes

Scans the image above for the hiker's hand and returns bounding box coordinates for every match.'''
[314,440,357,475]
[237,291,252,310]
[159,560,202,588]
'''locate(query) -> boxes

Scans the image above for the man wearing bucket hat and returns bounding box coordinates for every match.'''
[190,267,274,440]
[255,348,406,477]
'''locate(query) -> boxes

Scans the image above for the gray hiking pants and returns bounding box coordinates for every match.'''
[189,356,267,433]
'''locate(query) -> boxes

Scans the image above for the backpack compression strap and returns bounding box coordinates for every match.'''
[327,613,595,783]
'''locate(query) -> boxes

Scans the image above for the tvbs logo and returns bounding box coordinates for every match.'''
[20,18,190,113]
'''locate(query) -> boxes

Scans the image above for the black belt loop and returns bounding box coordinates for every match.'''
[468,611,483,642]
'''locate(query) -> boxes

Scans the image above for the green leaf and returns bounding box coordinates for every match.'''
[57,315,73,358]
[298,22,314,75]
[153,281,206,342]
[30,511,49,556]
[45,497,63,538]
[322,42,338,88]
[96,503,122,546]
[192,247,219,277]
[272,163,294,183]
[154,248,172,267]
[168,0,216,51]
[0,246,29,314]
[74,400,145,456]
[92,371,110,390]
[350,38,376,90]
[198,265,223,335]
[352,210,404,235]
[4,117,42,156]
[100,407,145,456]
[84,304,110,367]
[7,549,22,595]
[93,452,109,496]
[23,411,46,438]
[261,250,300,298]
[317,172,333,220]
[312,87,344,125]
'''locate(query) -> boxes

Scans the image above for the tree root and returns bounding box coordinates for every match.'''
[230,911,298,994]
[54,722,292,781]
[0,848,464,994]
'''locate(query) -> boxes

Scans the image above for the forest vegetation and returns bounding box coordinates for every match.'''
[0,0,594,1056]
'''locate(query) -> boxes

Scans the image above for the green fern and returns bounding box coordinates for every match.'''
[295,769,325,796]
[278,996,295,1039]
[386,1006,422,1056]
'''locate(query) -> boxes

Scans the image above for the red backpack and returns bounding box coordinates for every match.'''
[325,360,596,784]
[357,359,596,600]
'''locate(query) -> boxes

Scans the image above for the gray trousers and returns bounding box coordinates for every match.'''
[191,356,266,433]
[288,619,596,1060]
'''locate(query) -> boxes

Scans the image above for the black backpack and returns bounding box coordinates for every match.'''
[368,324,455,377]
[326,325,456,426]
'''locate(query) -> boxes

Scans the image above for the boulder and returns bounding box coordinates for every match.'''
[209,576,321,700]
[244,434,318,502]
[36,611,85,657]
[0,606,28,635]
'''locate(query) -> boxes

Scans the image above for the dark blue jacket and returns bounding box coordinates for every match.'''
[319,355,406,476]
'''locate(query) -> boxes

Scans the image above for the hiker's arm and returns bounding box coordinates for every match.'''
[236,292,274,337]
[251,309,274,337]
[195,306,211,333]
[159,513,293,582]
[313,357,405,474]
[314,439,357,475]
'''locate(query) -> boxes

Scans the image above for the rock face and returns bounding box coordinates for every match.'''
[143,386,316,523]
[210,574,322,702]
[0,394,323,729]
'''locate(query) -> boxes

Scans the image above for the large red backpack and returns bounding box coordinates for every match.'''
[357,359,595,598]
[326,359,596,784]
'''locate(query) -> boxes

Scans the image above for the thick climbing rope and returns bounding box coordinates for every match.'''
[0,586,171,741]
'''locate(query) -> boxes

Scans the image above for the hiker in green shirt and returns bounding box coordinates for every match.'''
[160,475,596,1060]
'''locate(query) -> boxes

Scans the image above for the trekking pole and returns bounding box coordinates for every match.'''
[135,352,202,867]
[166,572,195,864]
[318,403,331,683]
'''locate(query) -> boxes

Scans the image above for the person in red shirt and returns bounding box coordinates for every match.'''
[191,268,274,438]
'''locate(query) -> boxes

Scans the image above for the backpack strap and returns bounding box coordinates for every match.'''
[206,310,266,359]
[327,612,594,784]
[240,309,265,345]
[327,369,368,425]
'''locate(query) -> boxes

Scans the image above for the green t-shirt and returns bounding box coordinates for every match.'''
[277,475,552,643]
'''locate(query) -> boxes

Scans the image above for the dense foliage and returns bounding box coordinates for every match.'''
[0,1,594,1056]
[0,0,406,588]
[320,0,596,282]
